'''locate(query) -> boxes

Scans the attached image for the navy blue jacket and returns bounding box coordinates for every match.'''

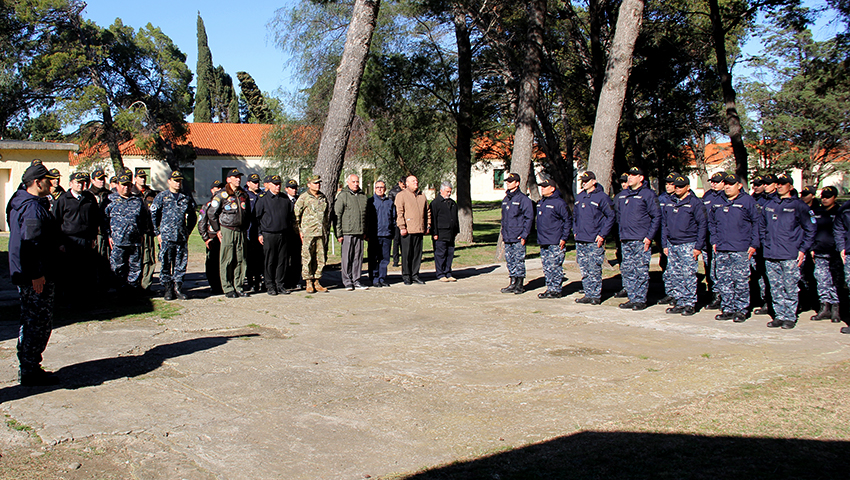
[9,191,57,286]
[708,191,760,252]
[615,181,661,241]
[501,188,533,243]
[811,204,839,254]
[367,194,395,237]
[245,189,262,240]
[832,201,850,254]
[661,191,707,249]
[536,190,571,246]
[759,196,816,260]
[151,191,197,242]
[573,184,615,242]
[103,192,149,247]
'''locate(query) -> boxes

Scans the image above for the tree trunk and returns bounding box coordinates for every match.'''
[510,0,546,195]
[708,0,748,185]
[313,0,380,202]
[586,0,644,194]
[454,9,474,244]
[101,106,125,175]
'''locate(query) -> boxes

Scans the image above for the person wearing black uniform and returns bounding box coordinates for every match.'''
[388,177,405,267]
[283,178,302,291]
[52,172,101,301]
[254,175,292,296]
[245,173,265,293]
[198,180,224,295]
[809,186,842,323]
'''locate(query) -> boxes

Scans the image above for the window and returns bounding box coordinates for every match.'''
[361,168,376,197]
[222,167,236,183]
[494,169,505,189]
[181,168,195,193]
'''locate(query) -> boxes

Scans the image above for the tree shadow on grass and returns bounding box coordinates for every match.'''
[0,334,258,404]
[402,430,850,479]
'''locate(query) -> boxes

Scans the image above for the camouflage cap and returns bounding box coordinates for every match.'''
[306,174,322,184]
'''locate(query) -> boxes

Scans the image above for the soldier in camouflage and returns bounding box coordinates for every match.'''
[660,175,706,316]
[151,171,197,301]
[809,186,842,322]
[294,175,330,293]
[573,171,615,305]
[103,173,149,293]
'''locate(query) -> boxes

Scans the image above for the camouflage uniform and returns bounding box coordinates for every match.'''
[18,283,55,376]
[576,242,605,299]
[135,187,159,290]
[666,243,699,307]
[504,242,526,278]
[150,190,197,287]
[621,241,652,303]
[716,251,751,313]
[540,245,565,292]
[765,259,801,322]
[813,255,841,305]
[294,190,329,281]
[104,192,148,288]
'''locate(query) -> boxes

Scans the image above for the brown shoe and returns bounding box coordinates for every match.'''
[314,280,328,292]
[305,280,316,294]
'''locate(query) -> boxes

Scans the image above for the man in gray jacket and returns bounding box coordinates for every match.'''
[334,174,368,290]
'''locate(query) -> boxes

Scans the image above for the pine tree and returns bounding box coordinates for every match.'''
[194,13,213,123]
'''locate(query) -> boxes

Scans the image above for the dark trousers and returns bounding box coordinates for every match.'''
[434,239,455,279]
[340,235,364,287]
[369,236,392,283]
[284,231,302,289]
[262,232,288,290]
[205,238,223,294]
[60,235,95,300]
[392,226,401,264]
[17,282,55,375]
[247,237,264,289]
[400,233,423,280]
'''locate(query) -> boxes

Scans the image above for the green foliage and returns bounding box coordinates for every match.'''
[194,13,213,123]
[237,71,273,124]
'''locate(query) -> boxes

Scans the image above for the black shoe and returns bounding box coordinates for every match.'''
[225,291,238,298]
[538,290,561,299]
[513,278,525,294]
[754,306,771,315]
[163,286,176,301]
[781,320,796,329]
[667,305,685,314]
[841,326,850,334]
[619,301,635,309]
[766,319,784,328]
[380,280,391,288]
[403,277,413,285]
[614,289,628,298]
[659,295,675,305]
[681,305,696,316]
[632,302,648,311]
[706,297,722,310]
[412,277,425,285]
[733,312,747,323]
[715,311,735,321]
[268,287,278,296]
[575,296,601,305]
[370,280,382,288]
[392,262,400,267]
[501,277,517,293]
[19,368,59,387]
[811,304,832,321]
[276,286,290,295]
[238,291,250,297]
[175,289,188,301]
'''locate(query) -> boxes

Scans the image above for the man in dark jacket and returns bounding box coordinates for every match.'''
[759,173,817,329]
[388,177,405,267]
[752,173,779,315]
[500,173,533,294]
[244,173,265,293]
[150,171,197,300]
[132,170,158,293]
[709,174,760,322]
[535,179,571,298]
[367,180,395,287]
[430,181,460,282]
[209,169,252,298]
[809,186,842,323]
[53,171,101,300]
[657,172,679,305]
[87,168,111,289]
[573,171,615,305]
[254,175,292,296]
[702,171,727,309]
[334,173,369,290]
[615,166,661,310]
[9,163,60,386]
[198,180,224,295]
[660,175,707,316]
[283,179,302,290]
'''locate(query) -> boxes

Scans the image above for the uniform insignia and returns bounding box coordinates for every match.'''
[210,200,219,209]
[241,202,246,209]
[221,192,229,199]
[225,204,232,211]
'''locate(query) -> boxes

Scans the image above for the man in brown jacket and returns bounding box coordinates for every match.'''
[395,175,430,284]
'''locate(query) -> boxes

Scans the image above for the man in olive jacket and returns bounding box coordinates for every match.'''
[429,181,459,282]
[334,174,369,290]
[395,175,430,284]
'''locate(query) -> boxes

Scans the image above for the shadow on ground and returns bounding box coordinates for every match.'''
[401,430,850,479]
[0,334,257,404]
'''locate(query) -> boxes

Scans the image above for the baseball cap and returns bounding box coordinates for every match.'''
[665,172,680,184]
[538,178,554,188]
[91,169,106,180]
[776,173,792,185]
[673,175,689,187]
[762,174,777,184]
[46,168,60,179]
[505,172,521,183]
[580,171,596,182]
[70,172,89,182]
[169,171,184,181]
[210,179,223,189]
[723,173,741,184]
[752,175,764,186]
[286,179,298,188]
[22,164,50,183]
[800,186,816,196]
[628,166,644,176]
[618,173,629,184]
[135,170,147,178]
[307,175,322,184]
[247,173,261,183]
[226,168,243,178]
[117,173,132,185]
[709,172,725,183]
[269,175,282,185]
[109,176,117,184]
[821,186,838,198]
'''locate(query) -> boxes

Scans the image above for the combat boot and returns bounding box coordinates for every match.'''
[501,277,517,293]
[831,304,842,323]
[163,282,175,301]
[305,280,316,294]
[810,303,832,321]
[706,294,722,310]
[314,280,328,292]
[174,283,188,300]
[513,277,525,294]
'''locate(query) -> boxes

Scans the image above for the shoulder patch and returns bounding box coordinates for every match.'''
[221,192,228,199]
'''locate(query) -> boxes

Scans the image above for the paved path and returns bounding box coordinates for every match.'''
[1,260,849,479]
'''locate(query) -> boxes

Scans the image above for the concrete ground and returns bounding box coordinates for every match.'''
[1,258,849,479]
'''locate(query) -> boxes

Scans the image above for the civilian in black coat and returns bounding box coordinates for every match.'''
[429,182,460,281]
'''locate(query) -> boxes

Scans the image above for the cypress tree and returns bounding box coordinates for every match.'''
[236,71,273,124]
[194,13,213,122]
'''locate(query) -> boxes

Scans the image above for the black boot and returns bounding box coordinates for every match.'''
[707,293,722,310]
[174,282,187,300]
[811,303,831,321]
[513,277,525,294]
[501,277,517,293]
[831,303,842,323]
[163,282,175,301]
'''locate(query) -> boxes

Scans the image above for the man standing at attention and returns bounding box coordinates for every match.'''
[535,178,571,298]
[759,173,816,329]
[209,169,251,298]
[9,163,60,386]
[283,179,302,291]
[334,174,369,291]
[660,175,707,316]
[809,186,842,323]
[103,173,149,295]
[500,173,533,294]
[198,180,224,295]
[395,175,430,285]
[367,180,395,287]
[573,171,615,305]
[132,170,158,294]
[429,181,460,282]
[254,175,292,296]
[52,172,100,301]
[833,189,850,333]
[615,166,661,310]
[244,173,265,293]
[294,175,330,293]
[702,171,726,309]
[150,171,197,301]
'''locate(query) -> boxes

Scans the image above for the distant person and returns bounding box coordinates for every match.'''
[52,172,100,301]
[47,168,64,209]
[535,178,571,298]
[615,167,660,310]
[660,175,706,316]
[150,171,197,300]
[283,179,302,291]
[809,186,842,323]
[294,175,330,293]
[9,163,60,386]
[752,173,779,315]
[429,181,460,282]
[198,180,224,295]
[573,171,615,305]
[334,174,369,291]
[657,172,679,306]
[254,175,292,296]
[395,175,430,285]
[366,180,395,287]
[702,171,726,310]
[499,173,533,294]
[245,173,265,293]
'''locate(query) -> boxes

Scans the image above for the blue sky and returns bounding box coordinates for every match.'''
[82,0,301,101]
